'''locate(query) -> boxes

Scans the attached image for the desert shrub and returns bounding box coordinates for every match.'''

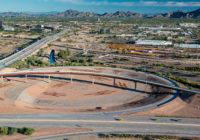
[7,127,17,135]
[19,127,35,135]
[0,126,8,136]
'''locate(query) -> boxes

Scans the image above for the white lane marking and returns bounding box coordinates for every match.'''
[0,119,200,127]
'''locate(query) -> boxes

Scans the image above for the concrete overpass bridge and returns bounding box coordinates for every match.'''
[0,67,199,94]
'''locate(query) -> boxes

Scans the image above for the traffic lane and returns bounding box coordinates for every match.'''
[0,114,200,125]
[0,119,199,137]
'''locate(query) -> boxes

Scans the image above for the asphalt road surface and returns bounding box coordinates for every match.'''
[0,114,199,140]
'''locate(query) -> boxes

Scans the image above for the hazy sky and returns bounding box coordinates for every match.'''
[0,0,199,14]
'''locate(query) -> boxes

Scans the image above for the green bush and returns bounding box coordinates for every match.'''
[79,59,86,64]
[7,127,17,135]
[0,126,8,135]
[58,48,71,59]
[87,58,94,63]
[120,58,129,61]
[156,63,166,67]
[37,48,45,56]
[19,127,35,135]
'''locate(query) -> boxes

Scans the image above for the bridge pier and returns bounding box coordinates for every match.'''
[1,76,3,84]
[156,86,160,93]
[25,75,28,83]
[134,81,137,90]
[113,78,116,87]
[92,76,95,85]
[70,75,73,84]
[43,74,45,81]
[48,75,51,83]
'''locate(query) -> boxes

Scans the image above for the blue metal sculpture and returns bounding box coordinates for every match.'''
[50,50,56,64]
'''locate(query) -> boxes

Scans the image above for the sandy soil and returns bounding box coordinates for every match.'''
[26,81,123,101]
[0,38,30,55]
[0,68,184,116]
[127,94,200,118]
[0,76,149,113]
[0,128,91,140]
[0,68,17,73]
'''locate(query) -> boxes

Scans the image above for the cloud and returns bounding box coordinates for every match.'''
[55,0,81,4]
[164,2,200,7]
[54,0,200,7]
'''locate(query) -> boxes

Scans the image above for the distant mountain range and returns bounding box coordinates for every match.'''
[154,8,200,18]
[0,8,199,18]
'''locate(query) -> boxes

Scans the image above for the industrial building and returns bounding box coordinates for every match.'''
[4,27,15,31]
[174,44,200,49]
[136,40,172,46]
[138,26,181,31]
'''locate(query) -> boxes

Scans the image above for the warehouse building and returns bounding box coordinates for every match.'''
[174,44,200,48]
[136,40,172,46]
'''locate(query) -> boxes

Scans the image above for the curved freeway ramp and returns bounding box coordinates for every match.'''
[0,66,186,115]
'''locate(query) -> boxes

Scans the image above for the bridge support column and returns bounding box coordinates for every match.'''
[25,75,28,83]
[113,78,116,87]
[70,75,73,84]
[156,86,160,93]
[134,81,137,90]
[43,74,45,81]
[92,76,95,85]
[1,76,3,84]
[48,75,51,83]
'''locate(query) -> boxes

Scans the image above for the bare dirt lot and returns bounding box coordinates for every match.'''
[127,93,200,118]
[1,67,195,118]
[26,81,124,101]
[0,74,163,114]
[0,37,31,56]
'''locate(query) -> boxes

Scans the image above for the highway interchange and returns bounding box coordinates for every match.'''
[0,30,199,139]
[1,68,200,94]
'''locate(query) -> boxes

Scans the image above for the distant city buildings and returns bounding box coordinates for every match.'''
[138,26,181,31]
[30,24,61,32]
[36,24,44,29]
[0,21,15,31]
[0,21,2,28]
[69,21,78,25]
[116,34,135,37]
[4,27,15,31]
[180,23,199,28]
[99,28,110,34]
[97,18,101,22]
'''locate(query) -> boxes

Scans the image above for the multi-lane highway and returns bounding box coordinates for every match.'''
[0,29,70,70]
[0,114,200,139]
